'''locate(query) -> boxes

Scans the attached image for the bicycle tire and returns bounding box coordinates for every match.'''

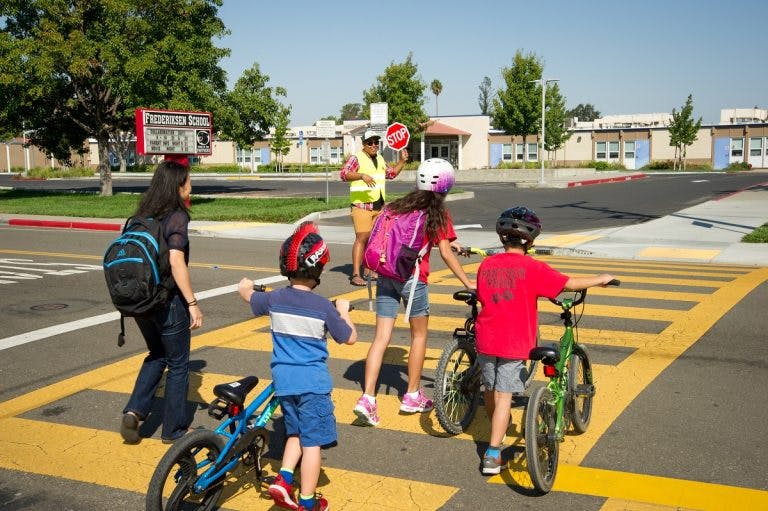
[525,386,559,494]
[521,359,538,390]
[568,345,594,434]
[146,430,226,511]
[433,336,481,435]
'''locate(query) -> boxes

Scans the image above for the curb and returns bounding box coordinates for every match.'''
[567,173,647,187]
[7,218,122,231]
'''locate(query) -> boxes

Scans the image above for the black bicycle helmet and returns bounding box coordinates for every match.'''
[279,222,330,282]
[496,206,542,244]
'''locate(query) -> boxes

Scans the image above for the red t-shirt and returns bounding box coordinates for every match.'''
[416,210,456,283]
[475,253,568,359]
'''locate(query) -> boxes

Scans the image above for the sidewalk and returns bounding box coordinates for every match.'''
[2,177,767,266]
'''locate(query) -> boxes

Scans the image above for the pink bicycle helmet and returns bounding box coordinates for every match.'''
[416,158,455,193]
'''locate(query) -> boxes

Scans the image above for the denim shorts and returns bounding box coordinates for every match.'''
[478,354,527,394]
[279,393,336,448]
[375,276,429,319]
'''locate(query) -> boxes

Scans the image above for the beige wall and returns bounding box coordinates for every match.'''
[433,115,490,169]
[1,138,86,171]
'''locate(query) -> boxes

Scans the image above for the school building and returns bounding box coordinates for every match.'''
[2,108,767,172]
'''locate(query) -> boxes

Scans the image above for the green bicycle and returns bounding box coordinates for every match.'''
[525,279,620,494]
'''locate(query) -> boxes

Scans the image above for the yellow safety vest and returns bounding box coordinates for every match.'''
[349,150,387,204]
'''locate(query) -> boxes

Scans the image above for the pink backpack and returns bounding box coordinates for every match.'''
[364,206,429,283]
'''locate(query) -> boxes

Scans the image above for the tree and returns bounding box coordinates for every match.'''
[544,82,571,158]
[339,103,363,121]
[478,76,492,115]
[218,64,289,151]
[270,105,292,172]
[362,53,429,140]
[491,50,543,159]
[430,79,443,116]
[0,0,229,195]
[668,94,702,171]
[566,103,601,122]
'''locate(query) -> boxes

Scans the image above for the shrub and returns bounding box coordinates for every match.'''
[742,224,768,243]
[26,166,96,178]
[644,160,675,170]
[726,161,752,172]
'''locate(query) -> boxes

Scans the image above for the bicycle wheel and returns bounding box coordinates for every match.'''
[146,430,226,511]
[525,386,559,494]
[568,345,594,434]
[433,336,481,435]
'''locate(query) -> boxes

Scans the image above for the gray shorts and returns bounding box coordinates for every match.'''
[375,276,429,319]
[478,354,527,394]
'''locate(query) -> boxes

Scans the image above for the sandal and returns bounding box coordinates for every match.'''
[349,274,366,286]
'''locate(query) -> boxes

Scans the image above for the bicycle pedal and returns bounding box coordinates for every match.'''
[207,397,228,420]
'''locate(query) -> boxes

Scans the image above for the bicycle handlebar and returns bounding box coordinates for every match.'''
[453,246,552,257]
[549,278,621,307]
[253,282,354,310]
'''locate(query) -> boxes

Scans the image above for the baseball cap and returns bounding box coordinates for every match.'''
[362,129,380,142]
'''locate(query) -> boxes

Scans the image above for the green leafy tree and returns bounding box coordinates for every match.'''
[339,103,363,121]
[219,63,288,151]
[544,82,571,158]
[270,105,292,172]
[362,53,429,139]
[0,0,229,195]
[491,50,543,159]
[566,103,601,122]
[477,76,492,115]
[430,79,443,116]
[668,94,703,170]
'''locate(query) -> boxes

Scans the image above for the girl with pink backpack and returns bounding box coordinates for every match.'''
[353,158,475,427]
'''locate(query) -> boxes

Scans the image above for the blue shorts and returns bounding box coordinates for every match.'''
[478,354,527,394]
[375,276,429,319]
[279,393,336,448]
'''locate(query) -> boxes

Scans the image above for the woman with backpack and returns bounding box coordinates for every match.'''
[353,158,475,427]
[120,160,202,445]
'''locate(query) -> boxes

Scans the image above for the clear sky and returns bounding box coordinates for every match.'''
[216,0,767,127]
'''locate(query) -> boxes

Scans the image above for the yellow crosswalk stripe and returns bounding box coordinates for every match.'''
[489,463,768,510]
[0,417,458,510]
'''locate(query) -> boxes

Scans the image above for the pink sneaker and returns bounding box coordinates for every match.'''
[268,474,298,510]
[400,388,434,413]
[353,395,380,426]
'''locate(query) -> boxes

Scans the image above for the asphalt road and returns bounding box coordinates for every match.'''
[0,175,766,510]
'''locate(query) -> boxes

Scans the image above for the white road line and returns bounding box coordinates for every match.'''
[0,275,286,352]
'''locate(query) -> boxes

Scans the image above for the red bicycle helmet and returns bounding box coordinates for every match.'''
[496,206,542,244]
[279,222,330,282]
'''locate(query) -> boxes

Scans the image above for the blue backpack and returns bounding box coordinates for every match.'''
[103,216,174,346]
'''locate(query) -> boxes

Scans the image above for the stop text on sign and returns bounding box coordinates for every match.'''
[386,122,410,151]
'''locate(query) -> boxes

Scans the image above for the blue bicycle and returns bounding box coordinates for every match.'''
[146,286,280,511]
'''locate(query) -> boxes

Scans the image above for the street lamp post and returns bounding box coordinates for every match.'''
[22,129,33,177]
[532,78,558,185]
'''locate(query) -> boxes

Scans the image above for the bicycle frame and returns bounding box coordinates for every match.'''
[544,296,577,442]
[191,382,280,493]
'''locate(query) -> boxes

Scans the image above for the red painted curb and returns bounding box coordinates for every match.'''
[8,219,122,231]
[567,173,647,187]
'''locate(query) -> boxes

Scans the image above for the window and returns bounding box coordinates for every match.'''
[502,143,513,161]
[236,147,261,165]
[749,138,763,157]
[527,143,537,161]
[310,147,319,164]
[609,141,619,159]
[596,141,607,159]
[624,141,635,159]
[731,138,743,157]
[516,144,524,161]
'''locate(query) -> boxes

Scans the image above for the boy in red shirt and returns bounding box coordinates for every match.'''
[475,206,614,475]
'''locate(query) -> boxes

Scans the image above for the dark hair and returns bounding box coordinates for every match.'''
[386,189,448,241]
[135,161,190,219]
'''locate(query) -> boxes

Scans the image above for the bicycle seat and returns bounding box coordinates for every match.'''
[529,346,560,366]
[453,290,477,304]
[213,376,259,407]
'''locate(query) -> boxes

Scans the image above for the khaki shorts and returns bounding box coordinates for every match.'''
[350,207,382,234]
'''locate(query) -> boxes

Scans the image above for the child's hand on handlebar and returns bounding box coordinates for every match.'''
[450,241,470,257]
[335,298,352,314]
[238,277,254,302]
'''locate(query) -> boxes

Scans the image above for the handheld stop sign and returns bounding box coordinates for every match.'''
[385,122,410,151]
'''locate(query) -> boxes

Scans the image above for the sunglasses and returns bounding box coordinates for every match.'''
[364,140,380,146]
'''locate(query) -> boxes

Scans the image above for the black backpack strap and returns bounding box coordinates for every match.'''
[117,314,126,347]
